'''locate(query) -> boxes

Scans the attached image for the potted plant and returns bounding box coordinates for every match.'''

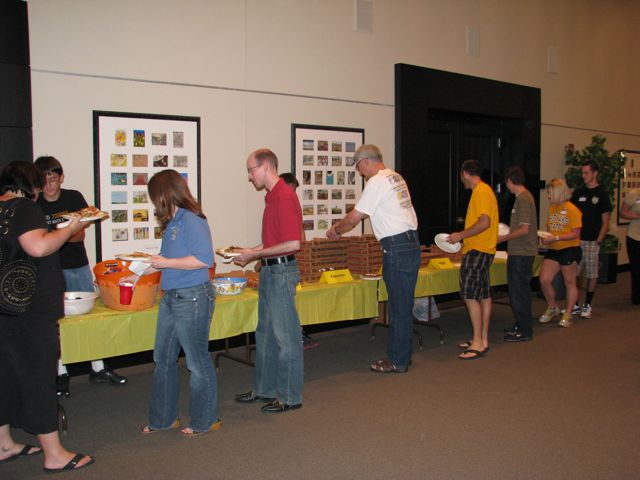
[564,135,626,283]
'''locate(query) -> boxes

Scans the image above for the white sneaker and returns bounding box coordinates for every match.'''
[571,304,581,315]
[558,312,573,328]
[580,303,592,318]
[539,305,561,324]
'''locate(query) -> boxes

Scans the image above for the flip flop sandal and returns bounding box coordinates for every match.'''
[141,418,180,434]
[0,444,42,464]
[43,453,94,474]
[181,420,222,437]
[458,341,490,352]
[458,349,486,360]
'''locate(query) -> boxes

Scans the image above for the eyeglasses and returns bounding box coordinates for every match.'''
[354,156,366,168]
[247,163,263,173]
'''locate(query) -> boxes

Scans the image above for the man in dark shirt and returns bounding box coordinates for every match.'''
[570,160,611,318]
[35,156,127,397]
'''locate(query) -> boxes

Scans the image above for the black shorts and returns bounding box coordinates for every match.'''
[460,250,494,301]
[543,246,582,266]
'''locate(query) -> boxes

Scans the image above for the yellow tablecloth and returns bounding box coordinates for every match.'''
[378,256,543,301]
[59,279,379,364]
[59,257,540,364]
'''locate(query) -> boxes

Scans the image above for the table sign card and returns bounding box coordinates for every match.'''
[319,269,354,284]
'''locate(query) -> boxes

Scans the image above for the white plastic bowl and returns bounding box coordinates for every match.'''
[64,291,98,316]
[212,277,248,296]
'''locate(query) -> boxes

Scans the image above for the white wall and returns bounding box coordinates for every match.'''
[27,0,640,268]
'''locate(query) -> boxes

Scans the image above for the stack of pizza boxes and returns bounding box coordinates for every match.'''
[297,238,349,283]
[346,235,383,276]
[429,244,462,263]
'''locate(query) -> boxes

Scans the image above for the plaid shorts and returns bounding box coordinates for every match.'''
[460,250,494,301]
[578,240,600,279]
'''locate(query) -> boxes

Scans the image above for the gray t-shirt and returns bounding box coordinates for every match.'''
[508,189,538,256]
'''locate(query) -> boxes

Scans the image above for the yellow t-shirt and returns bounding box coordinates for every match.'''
[463,181,499,254]
[547,201,582,250]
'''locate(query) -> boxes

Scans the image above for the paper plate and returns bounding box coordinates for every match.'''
[498,223,510,236]
[115,253,154,263]
[62,212,109,222]
[537,230,554,239]
[56,221,71,229]
[434,233,461,253]
[215,248,242,258]
[360,274,382,281]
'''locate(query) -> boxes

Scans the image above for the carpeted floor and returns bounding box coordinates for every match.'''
[4,272,639,479]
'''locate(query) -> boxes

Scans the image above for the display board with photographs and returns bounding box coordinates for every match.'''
[93,111,200,261]
[291,124,365,239]
[618,150,640,225]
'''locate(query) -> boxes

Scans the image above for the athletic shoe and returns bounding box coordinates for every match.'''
[89,369,127,385]
[558,311,573,328]
[539,305,560,324]
[580,303,592,318]
[504,331,532,342]
[571,304,581,315]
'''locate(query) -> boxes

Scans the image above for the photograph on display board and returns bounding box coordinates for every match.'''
[93,111,201,261]
[291,124,365,240]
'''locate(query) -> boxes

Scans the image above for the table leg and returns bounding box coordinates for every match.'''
[214,333,255,370]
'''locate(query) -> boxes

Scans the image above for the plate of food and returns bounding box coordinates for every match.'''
[115,252,154,263]
[215,247,242,258]
[434,233,461,253]
[537,230,554,240]
[498,223,511,236]
[62,206,109,222]
[361,273,382,281]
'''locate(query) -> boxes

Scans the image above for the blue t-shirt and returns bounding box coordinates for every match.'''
[160,208,213,290]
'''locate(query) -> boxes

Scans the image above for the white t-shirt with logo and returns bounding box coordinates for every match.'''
[355,168,418,240]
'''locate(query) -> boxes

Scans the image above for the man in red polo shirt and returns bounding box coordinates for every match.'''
[233,149,303,413]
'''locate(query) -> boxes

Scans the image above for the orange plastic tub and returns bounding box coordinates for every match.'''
[93,260,161,311]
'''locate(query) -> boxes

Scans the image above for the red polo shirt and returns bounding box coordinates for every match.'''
[262,179,302,253]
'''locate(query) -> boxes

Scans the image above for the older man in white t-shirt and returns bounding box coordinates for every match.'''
[327,144,420,373]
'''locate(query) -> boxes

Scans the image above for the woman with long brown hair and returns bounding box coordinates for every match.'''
[138,170,219,436]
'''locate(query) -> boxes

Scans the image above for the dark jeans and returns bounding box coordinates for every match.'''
[627,236,640,305]
[380,230,421,368]
[507,255,535,337]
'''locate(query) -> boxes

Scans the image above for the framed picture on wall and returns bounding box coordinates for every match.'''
[93,111,201,261]
[617,150,640,225]
[291,124,365,240]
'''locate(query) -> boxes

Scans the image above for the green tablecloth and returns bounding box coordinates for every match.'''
[59,256,540,364]
[59,279,379,364]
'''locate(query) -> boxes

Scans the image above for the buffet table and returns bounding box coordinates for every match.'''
[59,279,378,364]
[59,257,540,364]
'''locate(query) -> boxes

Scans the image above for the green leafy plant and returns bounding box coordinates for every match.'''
[601,233,620,253]
[564,135,626,254]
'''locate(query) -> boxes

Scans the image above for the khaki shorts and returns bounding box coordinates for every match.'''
[578,240,600,279]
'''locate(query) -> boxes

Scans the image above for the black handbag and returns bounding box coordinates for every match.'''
[0,198,38,315]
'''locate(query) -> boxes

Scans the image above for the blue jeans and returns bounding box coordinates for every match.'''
[507,255,535,337]
[63,265,94,292]
[149,282,218,431]
[255,260,303,405]
[380,230,421,368]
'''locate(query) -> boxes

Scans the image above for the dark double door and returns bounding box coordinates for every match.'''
[395,64,541,246]
[413,111,519,243]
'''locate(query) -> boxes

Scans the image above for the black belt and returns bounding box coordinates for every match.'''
[261,254,296,266]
